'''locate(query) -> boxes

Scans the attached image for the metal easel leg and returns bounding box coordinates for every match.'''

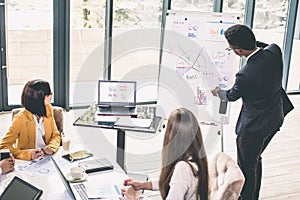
[220,116,224,152]
[218,116,225,152]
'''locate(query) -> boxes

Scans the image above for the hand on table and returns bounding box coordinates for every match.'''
[31,149,43,160]
[123,178,152,190]
[121,185,138,200]
[0,156,15,174]
[41,146,53,155]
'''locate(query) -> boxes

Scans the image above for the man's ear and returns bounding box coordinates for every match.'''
[238,49,244,56]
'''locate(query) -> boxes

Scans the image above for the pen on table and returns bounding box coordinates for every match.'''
[121,180,127,197]
[142,177,149,194]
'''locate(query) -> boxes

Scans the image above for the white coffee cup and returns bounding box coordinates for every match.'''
[62,137,71,151]
[70,167,85,180]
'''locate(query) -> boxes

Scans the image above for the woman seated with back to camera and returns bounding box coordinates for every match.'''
[121,108,209,200]
[0,79,61,160]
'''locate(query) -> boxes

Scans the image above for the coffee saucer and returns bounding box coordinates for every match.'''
[66,172,88,183]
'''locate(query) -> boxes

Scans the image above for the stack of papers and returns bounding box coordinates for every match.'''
[114,117,152,128]
[95,115,117,122]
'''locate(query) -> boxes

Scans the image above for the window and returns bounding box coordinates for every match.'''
[287,2,300,92]
[223,0,245,22]
[111,0,163,102]
[252,0,288,49]
[69,0,106,106]
[6,0,53,105]
[171,0,214,11]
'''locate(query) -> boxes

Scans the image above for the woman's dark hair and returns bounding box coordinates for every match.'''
[225,24,256,50]
[159,108,209,200]
[21,79,52,117]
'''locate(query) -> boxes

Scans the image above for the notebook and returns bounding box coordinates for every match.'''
[0,176,43,200]
[97,80,137,116]
[78,157,114,174]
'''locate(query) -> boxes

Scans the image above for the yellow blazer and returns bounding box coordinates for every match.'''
[0,104,61,160]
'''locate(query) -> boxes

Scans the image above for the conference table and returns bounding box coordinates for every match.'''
[0,103,161,199]
[73,102,162,172]
[0,146,128,200]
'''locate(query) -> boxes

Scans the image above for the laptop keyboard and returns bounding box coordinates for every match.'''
[73,184,104,200]
[99,107,135,114]
[73,184,89,200]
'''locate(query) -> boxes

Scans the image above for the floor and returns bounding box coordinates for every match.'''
[0,94,299,199]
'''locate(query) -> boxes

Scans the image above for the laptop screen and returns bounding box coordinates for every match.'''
[98,80,136,107]
[51,157,76,199]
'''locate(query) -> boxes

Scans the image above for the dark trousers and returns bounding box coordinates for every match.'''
[237,131,277,200]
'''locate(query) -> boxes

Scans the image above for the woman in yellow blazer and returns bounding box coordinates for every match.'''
[0,80,61,160]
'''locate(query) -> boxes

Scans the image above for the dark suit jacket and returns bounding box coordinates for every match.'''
[226,44,285,136]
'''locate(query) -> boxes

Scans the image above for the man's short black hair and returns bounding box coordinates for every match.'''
[21,79,52,117]
[224,24,256,50]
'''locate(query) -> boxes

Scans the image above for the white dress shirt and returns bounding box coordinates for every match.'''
[246,47,261,62]
[33,115,46,149]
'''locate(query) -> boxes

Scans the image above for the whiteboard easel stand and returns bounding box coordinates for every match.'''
[218,99,228,152]
[218,115,225,152]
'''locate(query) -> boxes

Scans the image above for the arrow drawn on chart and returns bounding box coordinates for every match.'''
[177,46,205,72]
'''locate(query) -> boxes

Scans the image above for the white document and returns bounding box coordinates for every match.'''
[114,117,152,128]
[95,115,117,122]
[19,156,56,177]
[86,182,122,199]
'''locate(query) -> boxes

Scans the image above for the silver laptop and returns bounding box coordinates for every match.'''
[97,80,137,116]
[52,157,125,200]
[51,157,99,200]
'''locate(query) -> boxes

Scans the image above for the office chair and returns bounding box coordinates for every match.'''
[11,106,64,134]
[209,152,245,200]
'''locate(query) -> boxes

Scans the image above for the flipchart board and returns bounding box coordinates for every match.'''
[158,11,240,124]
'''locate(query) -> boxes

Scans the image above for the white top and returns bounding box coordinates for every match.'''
[33,115,46,149]
[145,161,198,200]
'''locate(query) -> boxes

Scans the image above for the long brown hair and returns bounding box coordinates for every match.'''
[159,108,209,200]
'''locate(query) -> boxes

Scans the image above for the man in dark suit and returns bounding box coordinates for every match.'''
[212,24,293,200]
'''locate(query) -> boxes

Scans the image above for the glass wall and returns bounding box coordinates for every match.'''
[1,0,298,110]
[171,0,214,11]
[222,0,245,22]
[111,0,163,102]
[69,0,106,106]
[252,0,288,48]
[288,2,300,92]
[6,0,53,105]
[223,0,292,84]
